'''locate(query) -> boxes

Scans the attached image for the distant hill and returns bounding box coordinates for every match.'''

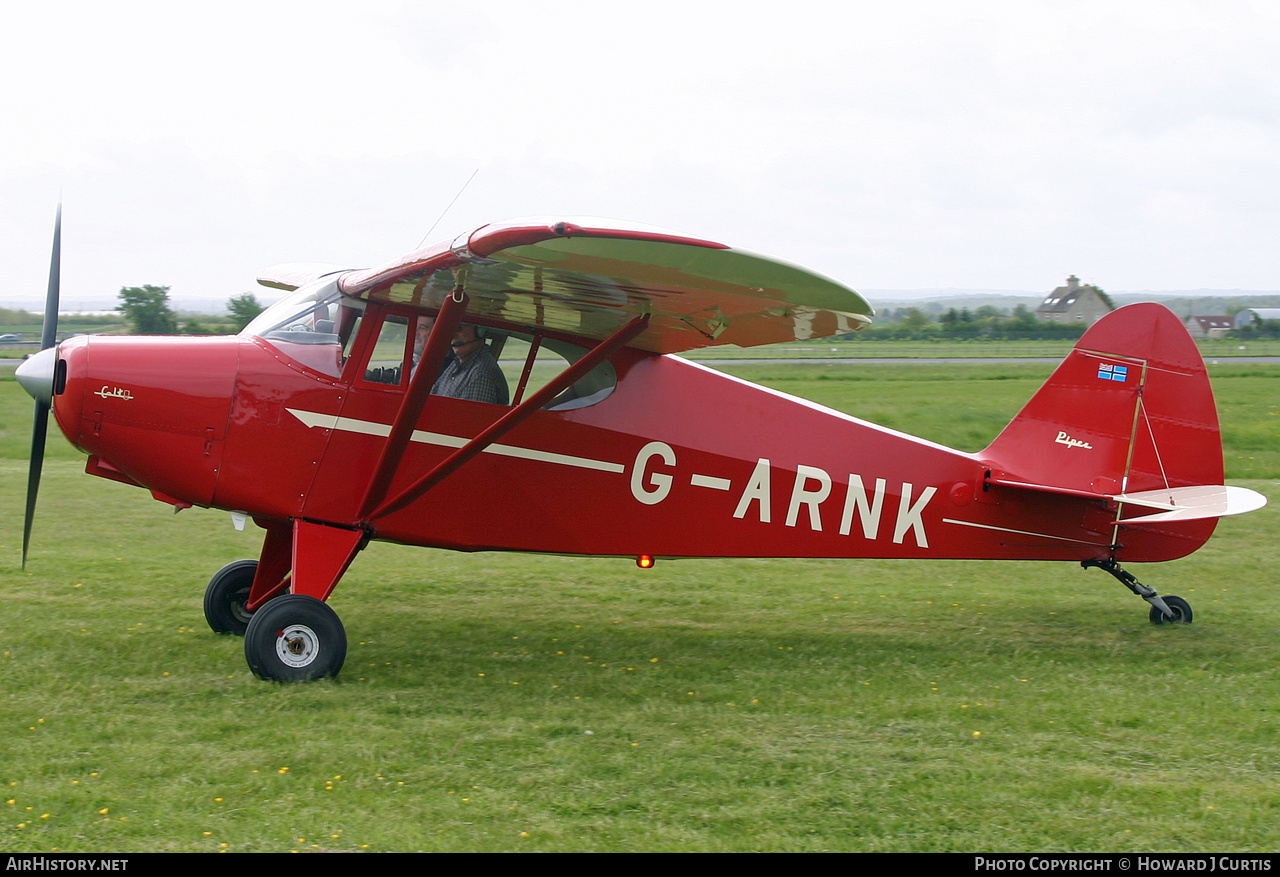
[1109,292,1280,315]
[864,289,1280,317]
[0,294,286,317]
[5,289,1279,319]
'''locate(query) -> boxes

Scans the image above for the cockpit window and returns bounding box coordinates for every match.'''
[500,332,616,410]
[247,292,618,407]
[362,315,411,386]
[242,283,364,378]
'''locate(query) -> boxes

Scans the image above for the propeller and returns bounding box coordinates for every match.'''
[18,205,62,568]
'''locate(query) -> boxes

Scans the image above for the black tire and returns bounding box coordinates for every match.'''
[203,559,258,636]
[1149,595,1193,625]
[244,595,347,682]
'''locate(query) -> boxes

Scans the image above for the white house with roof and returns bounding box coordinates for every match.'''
[1185,316,1234,339]
[1035,276,1113,325]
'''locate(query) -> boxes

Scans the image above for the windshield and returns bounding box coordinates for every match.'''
[242,282,364,377]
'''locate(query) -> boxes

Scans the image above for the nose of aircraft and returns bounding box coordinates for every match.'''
[16,346,58,408]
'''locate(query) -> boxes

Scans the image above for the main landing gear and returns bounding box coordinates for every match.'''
[203,564,349,681]
[1082,558,1193,625]
[202,520,363,682]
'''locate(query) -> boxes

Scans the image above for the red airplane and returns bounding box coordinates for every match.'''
[18,213,1267,682]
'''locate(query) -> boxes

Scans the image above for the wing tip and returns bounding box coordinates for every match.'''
[257,263,352,292]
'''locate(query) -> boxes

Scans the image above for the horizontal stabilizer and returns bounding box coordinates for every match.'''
[1114,485,1267,524]
[985,475,1266,524]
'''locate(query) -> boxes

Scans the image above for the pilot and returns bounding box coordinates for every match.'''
[430,323,508,405]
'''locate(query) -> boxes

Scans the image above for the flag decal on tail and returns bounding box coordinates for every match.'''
[1097,363,1129,382]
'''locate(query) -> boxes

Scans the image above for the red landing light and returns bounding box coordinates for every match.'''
[636,555,655,569]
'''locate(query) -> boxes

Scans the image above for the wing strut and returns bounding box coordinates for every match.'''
[364,314,650,522]
[356,285,470,520]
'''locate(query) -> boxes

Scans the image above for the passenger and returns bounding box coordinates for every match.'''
[410,317,432,375]
[430,323,508,405]
[409,316,456,378]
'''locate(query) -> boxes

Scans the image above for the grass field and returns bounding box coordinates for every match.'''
[1,363,1277,853]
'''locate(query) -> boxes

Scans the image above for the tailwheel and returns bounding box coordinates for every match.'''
[1149,595,1193,625]
[244,595,347,682]
[1082,559,1194,626]
[203,559,258,635]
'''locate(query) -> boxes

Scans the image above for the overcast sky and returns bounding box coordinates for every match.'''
[4,0,1279,309]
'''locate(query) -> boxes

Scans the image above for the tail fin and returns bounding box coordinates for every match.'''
[979,304,1252,561]
[981,303,1223,497]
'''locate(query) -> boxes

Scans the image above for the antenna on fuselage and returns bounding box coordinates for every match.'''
[417,168,479,250]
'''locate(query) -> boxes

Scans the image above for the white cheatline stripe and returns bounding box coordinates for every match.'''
[690,473,732,490]
[483,443,623,472]
[286,408,624,474]
[941,518,1108,547]
[289,409,388,435]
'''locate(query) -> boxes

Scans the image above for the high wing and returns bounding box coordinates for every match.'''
[317,217,872,354]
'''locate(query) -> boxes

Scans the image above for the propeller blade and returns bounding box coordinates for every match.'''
[22,204,61,568]
[42,204,61,348]
[22,406,50,568]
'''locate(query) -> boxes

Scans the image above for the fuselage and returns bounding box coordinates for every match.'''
[47,308,1191,565]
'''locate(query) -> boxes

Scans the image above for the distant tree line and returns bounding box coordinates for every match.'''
[115,286,265,335]
[1229,318,1280,340]
[850,305,1088,341]
[1,289,269,337]
[0,307,48,327]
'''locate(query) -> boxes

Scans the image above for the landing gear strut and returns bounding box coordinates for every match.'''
[1082,558,1193,624]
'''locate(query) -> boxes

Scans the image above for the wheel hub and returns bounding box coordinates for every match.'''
[274,624,320,668]
[230,589,253,624]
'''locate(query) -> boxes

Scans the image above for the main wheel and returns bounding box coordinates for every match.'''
[244,595,347,682]
[1149,595,1193,625]
[204,559,258,635]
